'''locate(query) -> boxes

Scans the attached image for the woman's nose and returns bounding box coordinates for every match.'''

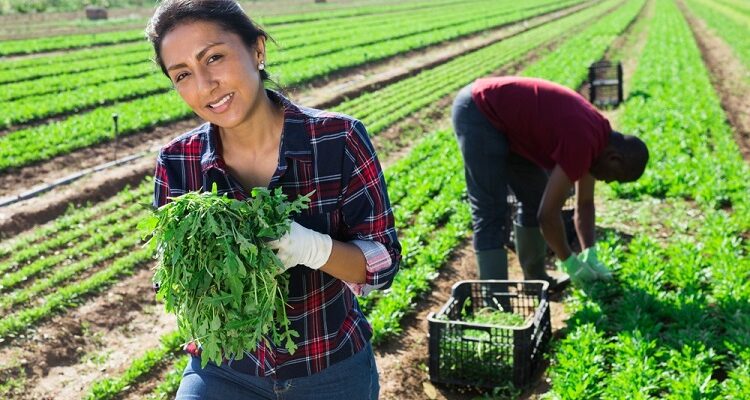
[196,70,219,97]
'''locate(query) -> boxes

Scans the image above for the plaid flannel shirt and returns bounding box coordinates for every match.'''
[152,90,401,379]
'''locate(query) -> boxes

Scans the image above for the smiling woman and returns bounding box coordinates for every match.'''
[145,1,401,399]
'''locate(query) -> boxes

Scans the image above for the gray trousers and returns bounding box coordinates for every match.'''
[452,83,548,252]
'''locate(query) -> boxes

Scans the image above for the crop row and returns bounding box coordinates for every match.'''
[702,0,750,16]
[270,0,521,64]
[0,62,158,103]
[684,0,750,71]
[547,0,750,398]
[0,0,582,170]
[0,45,152,84]
[77,1,645,397]
[610,6,749,209]
[0,201,144,291]
[0,0,557,128]
[0,183,151,262]
[0,41,144,73]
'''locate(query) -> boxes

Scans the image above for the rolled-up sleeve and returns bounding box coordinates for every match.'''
[340,120,401,296]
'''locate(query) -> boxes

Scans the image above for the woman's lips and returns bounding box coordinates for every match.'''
[207,92,234,113]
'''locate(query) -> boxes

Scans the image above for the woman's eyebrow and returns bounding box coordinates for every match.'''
[167,42,226,72]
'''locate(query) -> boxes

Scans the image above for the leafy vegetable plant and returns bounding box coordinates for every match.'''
[142,184,309,368]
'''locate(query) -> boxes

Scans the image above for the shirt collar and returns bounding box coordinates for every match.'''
[200,89,313,175]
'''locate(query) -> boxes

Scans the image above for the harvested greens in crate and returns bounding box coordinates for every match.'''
[427,280,551,390]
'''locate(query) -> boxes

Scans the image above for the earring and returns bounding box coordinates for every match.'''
[259,61,265,71]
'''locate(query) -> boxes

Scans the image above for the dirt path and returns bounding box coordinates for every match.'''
[0,0,595,238]
[679,1,750,162]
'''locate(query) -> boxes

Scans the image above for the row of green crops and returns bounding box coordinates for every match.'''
[0,60,158,102]
[610,5,750,209]
[684,0,750,72]
[547,0,750,398]
[0,0,464,56]
[77,1,647,397]
[0,0,583,170]
[0,0,574,129]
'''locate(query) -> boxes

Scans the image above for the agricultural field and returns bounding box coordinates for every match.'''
[0,0,748,399]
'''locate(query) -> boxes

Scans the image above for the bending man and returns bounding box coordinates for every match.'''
[452,76,648,290]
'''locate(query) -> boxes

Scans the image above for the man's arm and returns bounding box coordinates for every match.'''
[575,173,596,250]
[538,165,574,261]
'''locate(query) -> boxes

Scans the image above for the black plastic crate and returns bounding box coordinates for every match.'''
[588,60,623,107]
[427,280,551,389]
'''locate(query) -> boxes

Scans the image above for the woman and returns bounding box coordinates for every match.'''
[146,1,401,398]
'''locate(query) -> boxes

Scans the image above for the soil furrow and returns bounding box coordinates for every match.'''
[679,0,750,162]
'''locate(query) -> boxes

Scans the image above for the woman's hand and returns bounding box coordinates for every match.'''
[268,221,333,271]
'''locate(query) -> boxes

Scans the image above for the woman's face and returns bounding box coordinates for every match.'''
[160,20,265,129]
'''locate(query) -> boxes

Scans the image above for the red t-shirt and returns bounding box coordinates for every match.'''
[471,76,611,182]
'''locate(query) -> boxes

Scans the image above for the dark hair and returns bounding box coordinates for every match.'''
[145,0,272,81]
[612,131,649,182]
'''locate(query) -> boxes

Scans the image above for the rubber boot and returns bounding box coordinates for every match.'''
[514,223,570,292]
[475,248,508,280]
[475,248,511,311]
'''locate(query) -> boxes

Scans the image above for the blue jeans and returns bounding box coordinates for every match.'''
[175,342,379,400]
[452,83,548,251]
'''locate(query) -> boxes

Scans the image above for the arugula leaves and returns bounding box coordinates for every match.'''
[143,183,309,368]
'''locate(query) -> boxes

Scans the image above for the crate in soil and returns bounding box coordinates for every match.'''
[427,280,551,389]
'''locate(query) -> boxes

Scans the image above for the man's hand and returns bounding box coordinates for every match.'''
[556,254,599,284]
[578,246,613,281]
[268,221,333,271]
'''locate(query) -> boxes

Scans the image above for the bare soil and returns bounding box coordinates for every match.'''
[0,265,177,400]
[680,1,750,162]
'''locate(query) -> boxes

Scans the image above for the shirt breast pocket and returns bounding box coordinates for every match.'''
[293,209,336,236]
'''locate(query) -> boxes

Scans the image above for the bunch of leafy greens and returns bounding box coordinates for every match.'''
[142,183,309,368]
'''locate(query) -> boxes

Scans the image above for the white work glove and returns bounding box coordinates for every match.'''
[267,221,333,271]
